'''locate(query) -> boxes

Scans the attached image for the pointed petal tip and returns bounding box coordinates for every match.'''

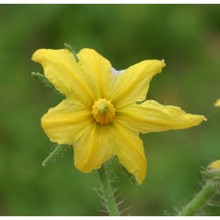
[161,59,166,65]
[31,52,38,62]
[203,115,207,122]
[31,48,46,62]
[149,59,166,74]
[159,59,166,72]
[31,48,70,63]
[135,173,146,186]
[184,114,207,129]
[195,114,207,124]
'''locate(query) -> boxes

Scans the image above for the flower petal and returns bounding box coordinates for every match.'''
[32,49,94,106]
[111,60,165,107]
[214,99,220,107]
[77,48,113,99]
[208,160,220,170]
[73,123,113,173]
[116,100,207,133]
[41,98,93,145]
[110,123,147,185]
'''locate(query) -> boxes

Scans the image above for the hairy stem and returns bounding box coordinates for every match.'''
[178,181,215,216]
[97,165,120,216]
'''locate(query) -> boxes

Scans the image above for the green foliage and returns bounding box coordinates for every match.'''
[1,4,220,216]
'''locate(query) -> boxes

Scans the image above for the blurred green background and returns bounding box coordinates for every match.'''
[1,4,220,216]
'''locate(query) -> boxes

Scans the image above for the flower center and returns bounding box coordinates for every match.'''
[92,98,115,125]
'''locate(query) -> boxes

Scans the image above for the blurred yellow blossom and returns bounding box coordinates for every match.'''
[32,48,206,185]
[208,160,220,170]
[214,99,220,107]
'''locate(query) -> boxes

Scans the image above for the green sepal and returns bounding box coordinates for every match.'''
[201,167,220,181]
[42,144,70,167]
[64,43,79,63]
[31,72,55,89]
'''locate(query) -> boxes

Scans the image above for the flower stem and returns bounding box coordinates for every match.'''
[178,180,215,216]
[97,164,120,216]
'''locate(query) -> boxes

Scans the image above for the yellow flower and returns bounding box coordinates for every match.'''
[32,48,206,185]
[214,99,220,107]
[207,160,220,180]
[208,160,220,171]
